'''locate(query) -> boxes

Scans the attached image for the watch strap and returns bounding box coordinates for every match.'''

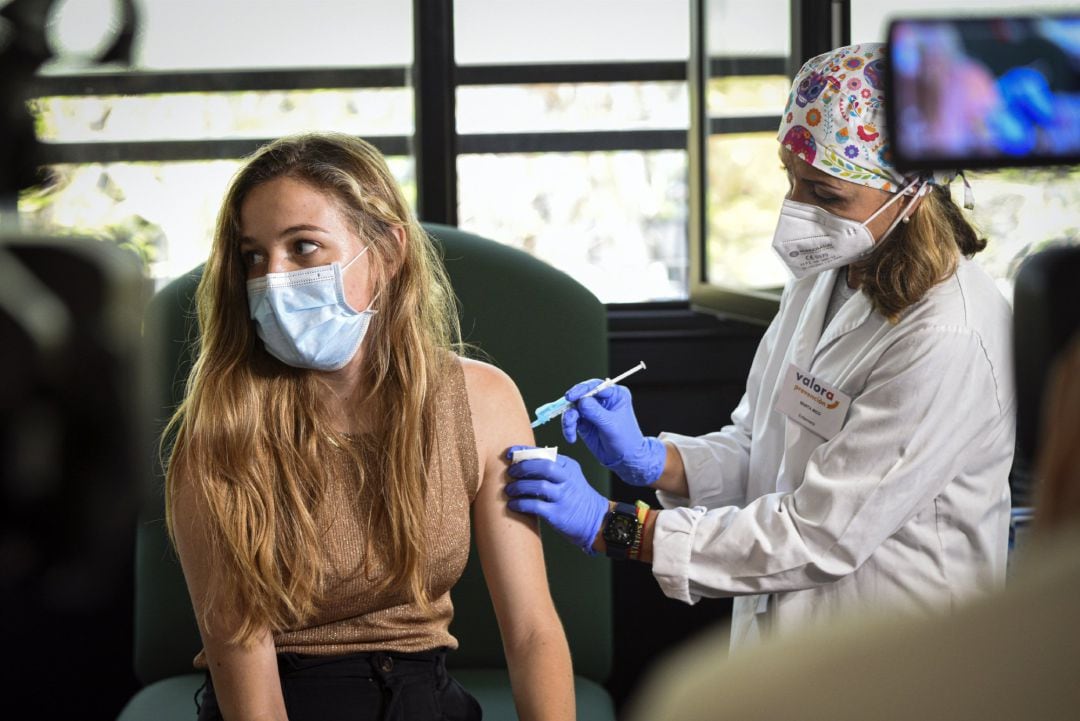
[629,500,650,561]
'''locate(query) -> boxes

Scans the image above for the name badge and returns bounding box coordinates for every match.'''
[774,363,852,440]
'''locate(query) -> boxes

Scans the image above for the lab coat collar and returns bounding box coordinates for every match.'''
[790,268,877,372]
[791,269,834,370]
[815,279,875,362]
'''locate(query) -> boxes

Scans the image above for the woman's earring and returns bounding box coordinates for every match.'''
[901,216,910,224]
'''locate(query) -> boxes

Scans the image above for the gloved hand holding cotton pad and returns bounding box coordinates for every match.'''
[510,446,558,463]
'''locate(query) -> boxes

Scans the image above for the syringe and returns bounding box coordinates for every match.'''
[530,361,647,428]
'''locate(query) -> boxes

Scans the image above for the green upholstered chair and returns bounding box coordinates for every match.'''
[117,223,614,721]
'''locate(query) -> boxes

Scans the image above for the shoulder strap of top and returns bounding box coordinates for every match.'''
[437,354,480,501]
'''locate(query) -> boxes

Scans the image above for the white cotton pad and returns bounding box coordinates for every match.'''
[511,446,558,463]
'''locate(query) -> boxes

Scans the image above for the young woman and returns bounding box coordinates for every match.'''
[165,132,575,720]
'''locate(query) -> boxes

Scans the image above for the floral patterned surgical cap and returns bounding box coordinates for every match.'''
[778,43,906,192]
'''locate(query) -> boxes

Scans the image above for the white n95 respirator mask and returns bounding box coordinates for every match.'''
[246,246,377,371]
[771,177,928,279]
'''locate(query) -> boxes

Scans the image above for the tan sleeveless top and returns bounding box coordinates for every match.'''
[194,357,478,666]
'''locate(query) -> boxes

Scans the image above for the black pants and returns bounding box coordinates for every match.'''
[195,648,482,721]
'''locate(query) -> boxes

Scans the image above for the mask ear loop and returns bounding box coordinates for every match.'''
[361,292,381,314]
[342,244,383,313]
[870,177,927,241]
[901,182,933,224]
[863,175,921,225]
[336,244,380,313]
[341,243,370,271]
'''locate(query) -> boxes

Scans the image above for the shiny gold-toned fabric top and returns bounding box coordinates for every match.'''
[194,357,478,666]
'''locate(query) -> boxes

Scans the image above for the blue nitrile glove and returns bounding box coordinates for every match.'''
[560,380,666,487]
[505,445,609,555]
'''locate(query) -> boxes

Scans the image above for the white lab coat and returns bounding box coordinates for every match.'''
[652,258,1015,649]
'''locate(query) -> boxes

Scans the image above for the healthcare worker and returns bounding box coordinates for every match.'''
[506,43,1016,648]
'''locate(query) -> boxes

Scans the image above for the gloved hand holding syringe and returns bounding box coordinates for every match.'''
[530,361,647,428]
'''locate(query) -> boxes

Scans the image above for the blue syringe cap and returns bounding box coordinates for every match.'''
[531,397,572,427]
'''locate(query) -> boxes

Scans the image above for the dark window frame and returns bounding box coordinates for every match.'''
[29,58,784,162]
[26,1,838,314]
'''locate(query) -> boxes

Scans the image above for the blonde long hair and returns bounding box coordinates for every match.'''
[853,184,987,322]
[165,133,461,644]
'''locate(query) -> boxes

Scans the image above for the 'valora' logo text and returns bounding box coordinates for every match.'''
[794,371,840,410]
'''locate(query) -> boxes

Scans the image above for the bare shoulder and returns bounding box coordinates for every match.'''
[457,357,533,477]
[459,356,526,414]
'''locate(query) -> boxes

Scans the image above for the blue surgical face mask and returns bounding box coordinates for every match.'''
[246,246,376,371]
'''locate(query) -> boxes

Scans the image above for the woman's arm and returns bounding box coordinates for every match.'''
[461,358,576,721]
[171,476,289,721]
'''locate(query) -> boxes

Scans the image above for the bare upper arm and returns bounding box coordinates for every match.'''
[460,357,534,493]
[459,358,563,643]
[170,474,219,637]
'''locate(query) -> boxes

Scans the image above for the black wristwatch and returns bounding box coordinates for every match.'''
[602,502,639,560]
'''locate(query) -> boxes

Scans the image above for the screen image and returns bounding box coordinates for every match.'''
[887,14,1080,171]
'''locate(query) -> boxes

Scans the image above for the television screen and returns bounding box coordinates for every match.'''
[886,14,1080,171]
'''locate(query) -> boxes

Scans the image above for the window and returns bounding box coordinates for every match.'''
[703,76,793,291]
[21,0,413,288]
[691,0,793,320]
[453,0,689,65]
[459,149,688,302]
[27,1,1073,309]
[456,79,689,302]
[452,0,692,303]
[27,0,699,303]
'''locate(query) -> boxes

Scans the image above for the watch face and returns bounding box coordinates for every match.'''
[604,514,636,547]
